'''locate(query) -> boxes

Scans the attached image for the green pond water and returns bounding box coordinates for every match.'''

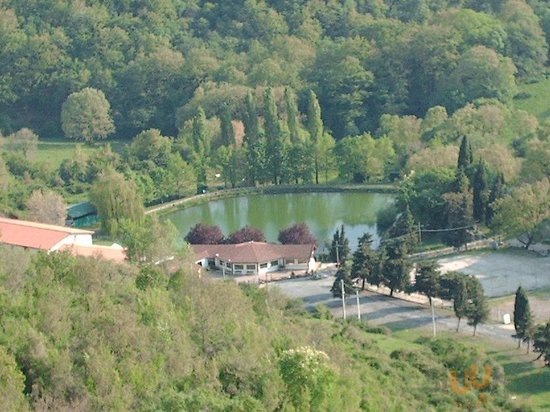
[165,192,395,251]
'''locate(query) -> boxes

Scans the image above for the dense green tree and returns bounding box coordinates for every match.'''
[0,346,28,411]
[415,261,441,336]
[492,178,550,249]
[330,225,350,264]
[387,206,418,254]
[452,273,469,332]
[61,88,115,143]
[457,135,473,171]
[351,233,377,290]
[120,216,178,264]
[443,46,517,111]
[486,172,505,224]
[89,168,144,236]
[192,107,210,188]
[513,286,534,349]
[381,241,412,297]
[219,105,235,147]
[331,264,355,298]
[466,278,489,336]
[243,92,259,145]
[533,322,550,366]
[473,161,489,224]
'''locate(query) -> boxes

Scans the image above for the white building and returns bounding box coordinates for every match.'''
[192,241,316,275]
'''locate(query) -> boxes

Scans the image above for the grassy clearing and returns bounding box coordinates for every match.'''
[391,328,550,409]
[513,78,550,122]
[33,138,127,167]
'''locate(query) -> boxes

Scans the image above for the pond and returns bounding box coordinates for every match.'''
[165,192,395,252]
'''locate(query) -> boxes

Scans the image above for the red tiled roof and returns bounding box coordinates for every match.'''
[0,217,93,251]
[60,244,127,263]
[191,242,315,264]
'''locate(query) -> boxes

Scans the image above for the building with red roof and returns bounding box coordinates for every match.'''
[191,241,316,275]
[0,217,126,263]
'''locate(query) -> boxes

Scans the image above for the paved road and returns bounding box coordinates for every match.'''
[273,276,515,341]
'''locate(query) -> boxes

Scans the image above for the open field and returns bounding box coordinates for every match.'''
[513,78,550,121]
[437,248,550,298]
[34,138,127,166]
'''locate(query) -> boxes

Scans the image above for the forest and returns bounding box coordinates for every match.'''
[0,1,549,239]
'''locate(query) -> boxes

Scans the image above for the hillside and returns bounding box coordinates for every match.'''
[514,78,550,122]
[0,246,525,411]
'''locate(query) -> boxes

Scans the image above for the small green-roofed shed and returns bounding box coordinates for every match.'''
[66,202,98,228]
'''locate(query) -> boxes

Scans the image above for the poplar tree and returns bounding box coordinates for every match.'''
[473,161,489,224]
[457,135,473,170]
[306,90,324,184]
[264,87,283,184]
[285,88,300,144]
[243,92,262,186]
[192,107,210,187]
[513,286,533,349]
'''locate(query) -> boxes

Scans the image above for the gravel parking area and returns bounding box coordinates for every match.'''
[437,249,550,297]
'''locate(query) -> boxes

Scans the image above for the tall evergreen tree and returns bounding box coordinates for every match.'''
[533,322,550,365]
[486,172,505,224]
[192,106,210,155]
[452,274,469,332]
[457,135,473,170]
[220,105,235,147]
[388,206,418,254]
[382,242,411,297]
[306,90,324,184]
[351,233,377,290]
[285,88,300,144]
[415,261,441,336]
[243,92,259,145]
[331,264,355,298]
[473,161,489,224]
[466,279,489,336]
[264,88,284,184]
[513,286,533,349]
[330,225,350,264]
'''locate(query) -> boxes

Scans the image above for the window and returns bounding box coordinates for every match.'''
[270,260,278,267]
[247,264,255,270]
[260,263,268,269]
[234,264,244,270]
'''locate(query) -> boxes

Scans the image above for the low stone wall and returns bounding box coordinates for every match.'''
[410,239,497,260]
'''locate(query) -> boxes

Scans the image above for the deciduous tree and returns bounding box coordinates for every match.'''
[185,223,225,244]
[278,223,316,245]
[26,189,67,226]
[61,88,115,143]
[227,225,265,244]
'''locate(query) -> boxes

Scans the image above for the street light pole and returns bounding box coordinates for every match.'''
[356,290,361,320]
[341,279,346,320]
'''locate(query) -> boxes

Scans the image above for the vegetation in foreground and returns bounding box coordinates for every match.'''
[0,246,531,411]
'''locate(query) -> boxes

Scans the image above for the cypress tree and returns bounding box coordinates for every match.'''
[243,92,259,145]
[457,135,473,170]
[220,105,235,147]
[284,88,300,144]
[486,172,504,224]
[351,233,376,290]
[466,278,489,336]
[514,286,533,349]
[306,90,323,184]
[473,161,488,224]
[453,275,469,332]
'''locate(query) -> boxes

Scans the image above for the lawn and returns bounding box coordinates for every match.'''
[513,78,550,122]
[32,138,128,167]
